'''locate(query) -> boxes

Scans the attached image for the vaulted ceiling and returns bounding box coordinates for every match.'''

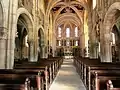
[45,0,90,29]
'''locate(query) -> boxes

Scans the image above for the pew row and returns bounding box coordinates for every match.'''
[107,80,120,90]
[74,57,120,90]
[13,57,63,90]
[0,73,31,90]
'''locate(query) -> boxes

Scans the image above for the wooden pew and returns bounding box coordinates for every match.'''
[14,57,63,90]
[14,61,59,90]
[14,64,50,90]
[90,69,120,90]
[0,73,30,90]
[107,80,120,90]
[74,57,99,82]
[85,63,120,90]
[0,69,44,90]
[15,57,63,83]
[40,58,58,80]
[73,57,120,90]
[47,57,63,78]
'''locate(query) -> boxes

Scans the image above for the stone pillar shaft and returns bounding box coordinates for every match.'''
[102,33,112,62]
[6,0,18,69]
[29,41,34,62]
[0,38,6,68]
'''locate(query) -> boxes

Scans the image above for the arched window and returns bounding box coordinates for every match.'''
[59,40,61,46]
[75,27,78,37]
[75,40,78,46]
[66,41,70,46]
[25,35,29,47]
[93,0,96,9]
[66,28,70,37]
[58,27,61,37]
[112,33,115,45]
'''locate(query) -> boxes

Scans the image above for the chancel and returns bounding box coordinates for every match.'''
[0,0,120,90]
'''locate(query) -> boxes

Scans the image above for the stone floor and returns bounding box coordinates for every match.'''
[49,58,86,90]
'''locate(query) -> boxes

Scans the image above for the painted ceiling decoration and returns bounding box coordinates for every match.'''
[45,0,88,30]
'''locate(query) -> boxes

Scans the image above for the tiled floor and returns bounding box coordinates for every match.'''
[49,58,86,90]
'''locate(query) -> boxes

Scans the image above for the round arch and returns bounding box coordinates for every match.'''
[14,8,34,62]
[16,8,34,40]
[104,2,120,33]
[37,25,45,59]
[102,2,120,62]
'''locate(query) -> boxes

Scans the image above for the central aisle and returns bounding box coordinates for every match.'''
[49,58,86,90]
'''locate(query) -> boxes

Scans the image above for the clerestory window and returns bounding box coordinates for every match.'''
[58,27,61,37]
[75,27,78,37]
[66,28,70,37]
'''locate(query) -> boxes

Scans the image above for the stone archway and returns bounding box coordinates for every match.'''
[15,8,34,62]
[14,17,29,61]
[102,2,120,62]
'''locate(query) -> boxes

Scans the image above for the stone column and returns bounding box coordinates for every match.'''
[52,34,56,57]
[40,38,45,58]
[99,16,105,62]
[88,12,98,59]
[29,41,35,62]
[6,0,18,69]
[80,33,85,57]
[44,19,49,58]
[0,38,6,68]
[100,12,112,62]
[33,0,39,62]
[41,46,45,58]
[0,28,7,68]
[89,33,98,59]
[102,33,112,62]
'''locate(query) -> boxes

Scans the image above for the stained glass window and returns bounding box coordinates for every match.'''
[75,27,78,37]
[75,40,78,46]
[112,33,115,45]
[58,40,61,46]
[66,28,70,37]
[66,41,70,46]
[25,35,29,47]
[93,0,96,9]
[58,27,61,37]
